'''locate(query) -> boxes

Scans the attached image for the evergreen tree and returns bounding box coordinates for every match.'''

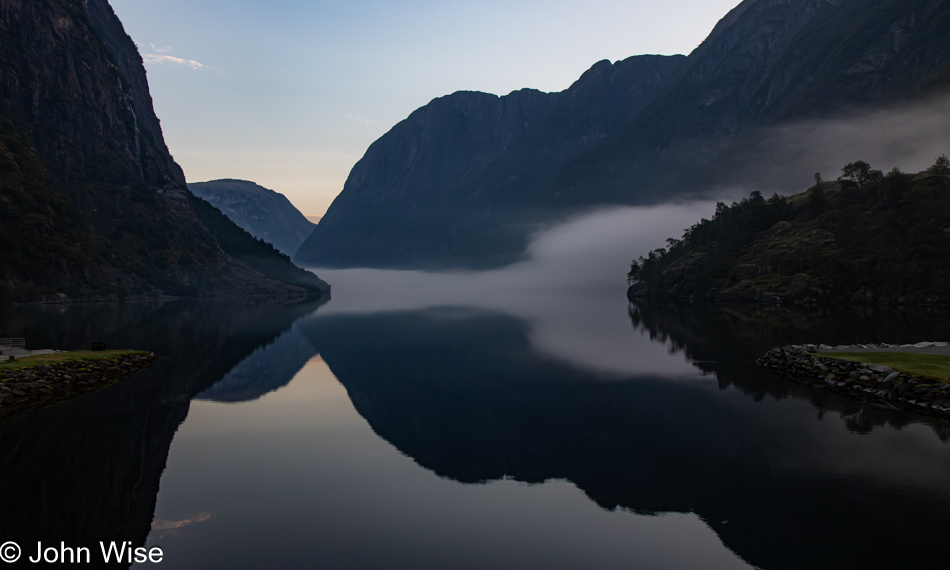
[929,154,950,176]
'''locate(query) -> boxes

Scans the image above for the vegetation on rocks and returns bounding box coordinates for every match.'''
[827,352,950,382]
[628,157,950,304]
[0,351,159,421]
[0,350,146,372]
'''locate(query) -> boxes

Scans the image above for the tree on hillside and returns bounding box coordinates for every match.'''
[881,167,911,203]
[841,160,883,190]
[929,154,950,176]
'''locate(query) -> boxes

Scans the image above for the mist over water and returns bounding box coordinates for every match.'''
[704,93,950,196]
[308,202,718,377]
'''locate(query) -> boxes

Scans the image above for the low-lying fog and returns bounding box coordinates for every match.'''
[304,92,950,377]
[306,202,718,378]
[698,93,950,196]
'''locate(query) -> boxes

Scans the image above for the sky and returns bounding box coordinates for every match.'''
[110,0,743,219]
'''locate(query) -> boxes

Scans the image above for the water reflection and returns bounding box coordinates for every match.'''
[148,355,750,570]
[3,293,950,569]
[0,298,325,568]
[197,327,316,403]
[299,306,950,570]
[629,301,950,438]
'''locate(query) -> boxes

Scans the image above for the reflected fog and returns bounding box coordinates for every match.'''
[307,202,718,377]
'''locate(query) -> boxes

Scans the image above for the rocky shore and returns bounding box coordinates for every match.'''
[757,344,950,421]
[0,352,160,421]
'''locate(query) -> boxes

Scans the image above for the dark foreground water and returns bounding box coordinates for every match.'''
[2,276,950,569]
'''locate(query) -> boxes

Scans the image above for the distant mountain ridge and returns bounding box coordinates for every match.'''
[188,180,316,258]
[0,0,328,301]
[296,0,950,269]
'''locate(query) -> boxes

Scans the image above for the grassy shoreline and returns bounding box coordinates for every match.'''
[0,350,159,421]
[0,350,148,373]
[825,352,950,382]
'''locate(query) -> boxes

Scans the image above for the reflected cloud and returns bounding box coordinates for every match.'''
[151,512,213,539]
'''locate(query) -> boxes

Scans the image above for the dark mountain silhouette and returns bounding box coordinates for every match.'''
[296,0,950,269]
[0,0,328,302]
[296,55,683,268]
[188,180,316,258]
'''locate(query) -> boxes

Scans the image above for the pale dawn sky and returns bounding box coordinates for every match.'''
[110,0,742,219]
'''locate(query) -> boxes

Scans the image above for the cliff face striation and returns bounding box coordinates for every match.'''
[0,0,328,302]
[297,0,950,269]
[188,179,316,258]
[296,55,684,268]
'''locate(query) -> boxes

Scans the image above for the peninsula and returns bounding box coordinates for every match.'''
[628,158,950,304]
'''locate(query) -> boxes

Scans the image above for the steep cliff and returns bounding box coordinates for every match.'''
[188,179,316,258]
[295,55,684,268]
[297,0,950,269]
[0,0,328,301]
[562,0,950,201]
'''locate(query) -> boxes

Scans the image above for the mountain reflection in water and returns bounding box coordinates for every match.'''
[2,277,950,568]
[0,298,325,567]
[298,304,950,570]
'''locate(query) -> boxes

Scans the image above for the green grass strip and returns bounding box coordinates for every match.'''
[0,350,147,372]
[827,352,950,382]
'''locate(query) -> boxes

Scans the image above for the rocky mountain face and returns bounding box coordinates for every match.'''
[188,179,316,258]
[296,55,684,268]
[0,0,328,302]
[297,0,950,269]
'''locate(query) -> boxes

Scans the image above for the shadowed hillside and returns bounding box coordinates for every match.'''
[628,159,950,303]
[0,0,328,302]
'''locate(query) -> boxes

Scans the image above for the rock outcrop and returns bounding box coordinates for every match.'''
[0,352,160,421]
[758,344,950,420]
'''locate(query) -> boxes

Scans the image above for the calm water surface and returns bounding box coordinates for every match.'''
[3,223,950,569]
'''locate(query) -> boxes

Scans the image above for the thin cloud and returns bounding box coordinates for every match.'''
[150,43,174,53]
[347,115,375,125]
[142,53,207,70]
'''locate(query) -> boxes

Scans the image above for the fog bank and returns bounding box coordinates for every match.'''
[698,93,950,196]
[306,202,718,377]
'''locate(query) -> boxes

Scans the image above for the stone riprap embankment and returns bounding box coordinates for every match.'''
[0,352,160,421]
[757,344,950,421]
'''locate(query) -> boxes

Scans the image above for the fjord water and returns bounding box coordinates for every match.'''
[2,207,950,569]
